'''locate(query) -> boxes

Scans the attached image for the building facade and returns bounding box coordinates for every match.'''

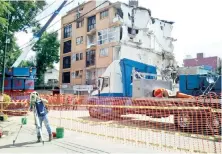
[59,0,176,93]
[44,68,59,86]
[183,53,221,71]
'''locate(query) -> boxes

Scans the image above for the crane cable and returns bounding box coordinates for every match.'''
[19,0,75,49]
[20,0,109,52]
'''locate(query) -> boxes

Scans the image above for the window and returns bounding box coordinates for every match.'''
[76,53,80,61]
[72,53,83,62]
[98,29,108,45]
[71,54,76,62]
[100,48,108,57]
[63,56,71,69]
[71,72,75,78]
[75,70,83,78]
[98,27,120,45]
[103,77,109,88]
[100,10,108,19]
[62,72,70,83]
[64,24,72,38]
[76,13,81,19]
[87,16,96,32]
[76,19,84,28]
[63,40,71,53]
[80,53,83,60]
[86,50,95,67]
[76,36,83,45]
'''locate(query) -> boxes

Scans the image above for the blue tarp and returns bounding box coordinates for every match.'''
[120,58,157,97]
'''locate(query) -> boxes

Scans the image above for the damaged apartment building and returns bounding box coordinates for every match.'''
[60,0,176,93]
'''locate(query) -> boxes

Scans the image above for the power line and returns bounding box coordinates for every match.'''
[40,0,57,14]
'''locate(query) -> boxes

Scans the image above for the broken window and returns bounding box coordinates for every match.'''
[63,56,71,69]
[100,10,109,19]
[76,36,83,45]
[64,24,72,38]
[63,40,71,53]
[62,72,70,83]
[98,27,120,45]
[115,8,123,18]
[128,27,139,35]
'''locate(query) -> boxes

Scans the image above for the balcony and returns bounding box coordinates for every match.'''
[87,25,96,35]
[87,34,97,50]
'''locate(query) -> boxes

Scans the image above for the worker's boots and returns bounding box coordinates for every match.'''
[37,136,41,143]
[49,134,52,142]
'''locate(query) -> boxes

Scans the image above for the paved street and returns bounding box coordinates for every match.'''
[0,116,164,153]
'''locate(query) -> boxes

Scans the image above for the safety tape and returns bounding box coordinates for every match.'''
[48,123,211,154]
[48,116,222,141]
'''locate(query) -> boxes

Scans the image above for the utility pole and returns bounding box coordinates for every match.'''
[1,10,10,95]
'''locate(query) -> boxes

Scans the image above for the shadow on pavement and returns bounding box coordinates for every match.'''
[0,141,39,149]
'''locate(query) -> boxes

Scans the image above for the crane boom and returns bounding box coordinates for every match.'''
[12,0,68,67]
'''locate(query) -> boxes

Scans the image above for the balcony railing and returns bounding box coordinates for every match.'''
[87,24,96,32]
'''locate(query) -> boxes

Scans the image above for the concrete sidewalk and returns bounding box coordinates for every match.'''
[0,116,164,153]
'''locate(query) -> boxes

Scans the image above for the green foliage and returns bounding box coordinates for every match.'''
[3,94,11,108]
[0,1,14,27]
[20,57,36,67]
[0,1,46,70]
[3,94,11,102]
[32,31,60,85]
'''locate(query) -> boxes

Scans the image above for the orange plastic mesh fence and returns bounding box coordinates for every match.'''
[0,94,221,153]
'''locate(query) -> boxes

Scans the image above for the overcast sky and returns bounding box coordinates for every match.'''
[15,0,222,68]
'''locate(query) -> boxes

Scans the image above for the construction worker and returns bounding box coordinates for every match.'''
[30,91,52,142]
[152,88,193,98]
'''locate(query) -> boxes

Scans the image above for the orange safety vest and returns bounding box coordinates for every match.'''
[153,88,166,98]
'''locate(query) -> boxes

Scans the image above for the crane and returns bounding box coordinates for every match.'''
[12,0,68,67]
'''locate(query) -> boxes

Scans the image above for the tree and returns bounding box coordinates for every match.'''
[0,1,46,70]
[0,1,13,27]
[32,31,60,85]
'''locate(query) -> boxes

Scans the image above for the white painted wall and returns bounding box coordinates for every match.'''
[120,4,151,29]
[149,19,174,52]
[44,68,59,84]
